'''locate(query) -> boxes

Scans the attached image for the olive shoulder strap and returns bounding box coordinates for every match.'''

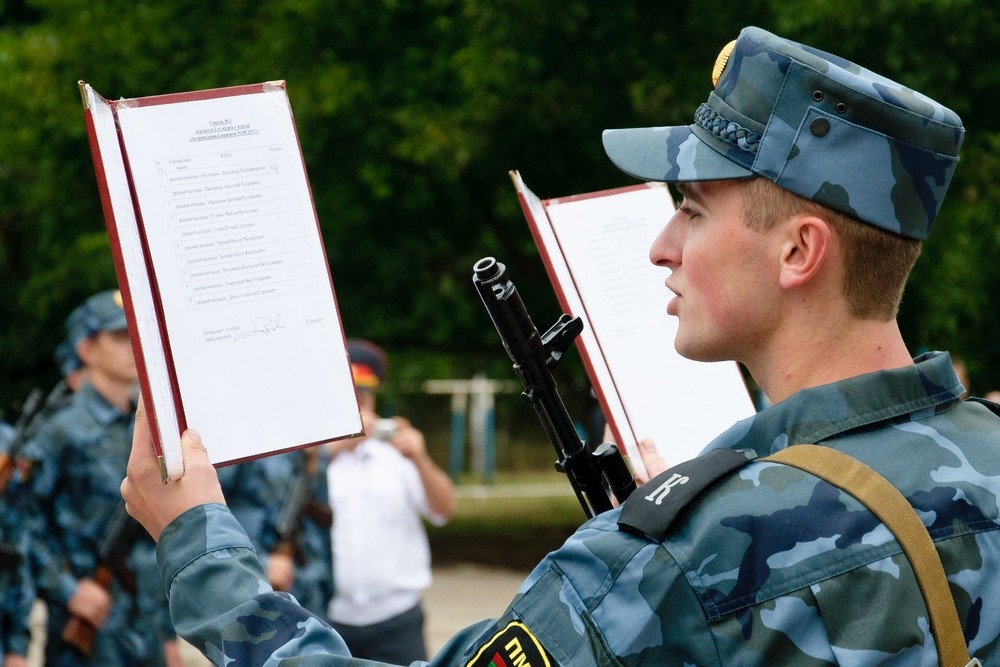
[765,445,979,667]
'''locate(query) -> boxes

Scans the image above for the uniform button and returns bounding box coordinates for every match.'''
[810,117,830,136]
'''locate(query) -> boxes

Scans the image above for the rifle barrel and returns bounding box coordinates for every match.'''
[473,257,631,517]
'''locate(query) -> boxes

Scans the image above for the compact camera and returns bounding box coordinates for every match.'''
[372,418,398,441]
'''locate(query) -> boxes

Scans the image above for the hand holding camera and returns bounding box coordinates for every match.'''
[372,418,399,442]
[374,416,426,461]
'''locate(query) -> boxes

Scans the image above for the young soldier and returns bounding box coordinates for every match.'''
[121,27,998,665]
[20,291,179,666]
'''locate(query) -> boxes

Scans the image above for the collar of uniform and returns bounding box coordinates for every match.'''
[704,351,963,458]
[77,381,132,426]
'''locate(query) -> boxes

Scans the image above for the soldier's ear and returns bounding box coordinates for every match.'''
[777,215,833,290]
[76,336,96,366]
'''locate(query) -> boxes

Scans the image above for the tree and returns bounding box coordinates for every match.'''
[1,0,998,416]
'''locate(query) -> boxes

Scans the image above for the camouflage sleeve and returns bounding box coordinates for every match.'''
[159,503,505,666]
[160,503,724,666]
[1,528,34,656]
[494,511,723,666]
[158,503,358,664]
[1,467,33,657]
[18,432,79,606]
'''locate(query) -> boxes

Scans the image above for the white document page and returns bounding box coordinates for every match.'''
[115,87,361,468]
[518,173,756,474]
[513,175,634,461]
[84,85,185,478]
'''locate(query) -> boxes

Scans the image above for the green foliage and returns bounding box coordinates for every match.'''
[1,0,999,417]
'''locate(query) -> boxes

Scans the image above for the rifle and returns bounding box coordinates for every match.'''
[0,387,45,494]
[0,539,21,572]
[0,380,73,494]
[0,385,62,599]
[472,256,636,518]
[273,449,331,574]
[62,502,141,655]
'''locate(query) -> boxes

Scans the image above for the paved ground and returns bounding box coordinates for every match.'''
[423,563,527,654]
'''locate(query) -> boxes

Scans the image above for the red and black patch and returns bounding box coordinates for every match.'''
[13,457,34,483]
[466,621,553,667]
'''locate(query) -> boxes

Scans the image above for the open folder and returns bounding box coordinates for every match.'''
[80,81,362,482]
[510,170,756,476]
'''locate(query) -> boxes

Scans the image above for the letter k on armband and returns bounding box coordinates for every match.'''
[618,448,756,541]
[645,473,690,505]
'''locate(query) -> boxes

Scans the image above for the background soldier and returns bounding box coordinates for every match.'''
[1,343,79,667]
[19,290,179,666]
[1,419,31,667]
[217,445,333,618]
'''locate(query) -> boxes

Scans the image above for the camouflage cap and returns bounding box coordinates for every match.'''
[65,289,128,347]
[602,26,965,240]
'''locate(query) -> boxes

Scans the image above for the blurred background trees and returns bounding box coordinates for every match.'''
[2,0,999,422]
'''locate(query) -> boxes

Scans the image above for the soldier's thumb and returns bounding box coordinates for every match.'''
[180,428,211,466]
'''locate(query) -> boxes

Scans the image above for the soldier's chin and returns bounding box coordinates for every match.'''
[673,334,728,364]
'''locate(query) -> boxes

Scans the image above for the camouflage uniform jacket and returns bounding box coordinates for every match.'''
[1,423,33,657]
[1,382,75,657]
[20,382,173,665]
[158,351,1000,665]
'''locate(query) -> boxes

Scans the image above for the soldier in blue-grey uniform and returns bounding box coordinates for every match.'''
[218,446,332,618]
[1,338,82,666]
[0,419,33,667]
[278,446,334,618]
[18,290,180,667]
[121,26,1000,665]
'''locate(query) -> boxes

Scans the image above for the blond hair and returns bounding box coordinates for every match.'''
[740,178,921,320]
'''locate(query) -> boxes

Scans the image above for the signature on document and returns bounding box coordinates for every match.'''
[233,314,285,341]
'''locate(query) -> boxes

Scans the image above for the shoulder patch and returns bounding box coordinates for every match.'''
[13,456,34,483]
[466,621,552,667]
[618,447,755,541]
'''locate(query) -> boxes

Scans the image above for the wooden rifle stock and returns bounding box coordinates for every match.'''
[60,566,113,654]
[0,452,14,495]
[61,504,139,655]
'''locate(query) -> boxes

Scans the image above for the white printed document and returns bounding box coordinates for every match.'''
[511,170,756,475]
[81,81,362,481]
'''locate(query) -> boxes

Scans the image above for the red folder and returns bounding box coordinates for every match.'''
[80,81,362,481]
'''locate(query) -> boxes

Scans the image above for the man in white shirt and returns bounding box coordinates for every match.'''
[325,339,456,663]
